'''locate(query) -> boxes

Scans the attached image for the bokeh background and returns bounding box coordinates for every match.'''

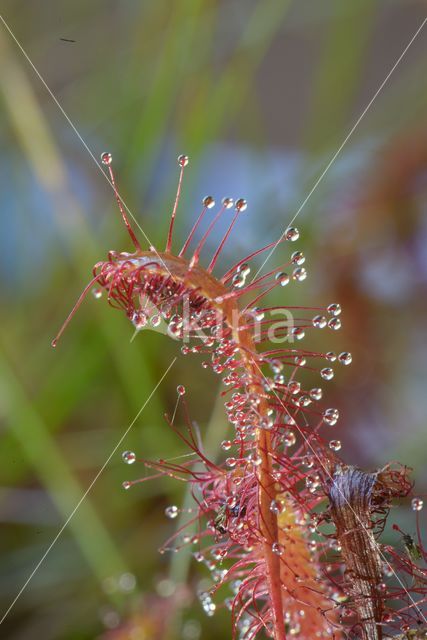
[1,1,427,638]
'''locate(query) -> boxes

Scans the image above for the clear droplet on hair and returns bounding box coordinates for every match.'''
[150,314,161,327]
[323,408,339,425]
[411,497,424,511]
[122,451,136,465]
[312,315,326,328]
[328,317,341,331]
[285,227,300,241]
[272,542,283,556]
[177,385,186,396]
[238,262,251,276]
[232,273,246,288]
[221,440,232,451]
[270,500,283,514]
[92,287,103,299]
[327,303,341,316]
[284,431,296,447]
[291,251,305,265]
[165,505,179,519]
[122,481,131,490]
[329,439,342,451]
[292,267,307,282]
[222,197,234,209]
[178,154,189,167]
[320,367,334,381]
[291,327,305,340]
[310,387,323,401]
[326,351,337,362]
[338,351,352,365]
[275,272,289,286]
[203,195,215,208]
[101,151,112,166]
[235,198,247,212]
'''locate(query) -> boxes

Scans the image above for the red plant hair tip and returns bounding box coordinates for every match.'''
[188,198,232,269]
[51,274,104,347]
[179,196,215,257]
[165,154,189,253]
[207,199,247,273]
[101,152,141,251]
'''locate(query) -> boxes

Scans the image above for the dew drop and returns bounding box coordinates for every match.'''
[178,154,189,167]
[288,381,301,395]
[253,307,265,321]
[92,287,103,299]
[150,314,161,327]
[291,327,305,340]
[165,505,179,519]
[291,251,305,265]
[101,151,112,166]
[411,497,424,511]
[320,367,334,381]
[284,431,296,447]
[327,303,341,316]
[202,195,215,208]
[232,273,246,289]
[292,267,307,282]
[328,317,341,331]
[235,198,247,212]
[312,315,327,329]
[275,272,289,287]
[122,450,136,465]
[338,351,352,365]
[310,387,323,401]
[177,385,186,396]
[294,355,306,366]
[122,481,131,490]
[226,457,237,468]
[270,500,283,514]
[326,351,337,362]
[132,310,148,330]
[221,440,232,451]
[329,439,342,451]
[285,227,300,242]
[272,542,283,556]
[222,197,234,209]
[323,408,339,426]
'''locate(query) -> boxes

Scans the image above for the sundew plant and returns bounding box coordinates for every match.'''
[53,153,427,640]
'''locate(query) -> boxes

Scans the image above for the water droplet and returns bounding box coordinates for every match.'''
[232,273,246,288]
[411,497,423,511]
[329,440,341,451]
[235,198,247,212]
[150,314,161,327]
[294,355,306,366]
[270,500,284,514]
[310,387,323,401]
[122,481,131,490]
[327,303,341,316]
[321,367,334,381]
[101,151,112,166]
[288,381,301,395]
[221,440,232,451]
[292,267,307,282]
[291,327,305,340]
[328,317,341,331]
[222,197,234,209]
[165,505,179,519]
[285,227,299,242]
[226,457,237,468]
[132,310,148,330]
[284,431,296,447]
[312,315,327,329]
[291,251,305,265]
[326,351,337,362]
[178,154,189,167]
[122,451,136,465]
[202,195,215,208]
[177,385,186,396]
[338,351,352,365]
[275,272,289,286]
[272,542,283,556]
[92,287,103,299]
[323,408,339,426]
[253,307,265,321]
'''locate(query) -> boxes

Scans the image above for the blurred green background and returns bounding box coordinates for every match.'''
[1,1,427,638]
